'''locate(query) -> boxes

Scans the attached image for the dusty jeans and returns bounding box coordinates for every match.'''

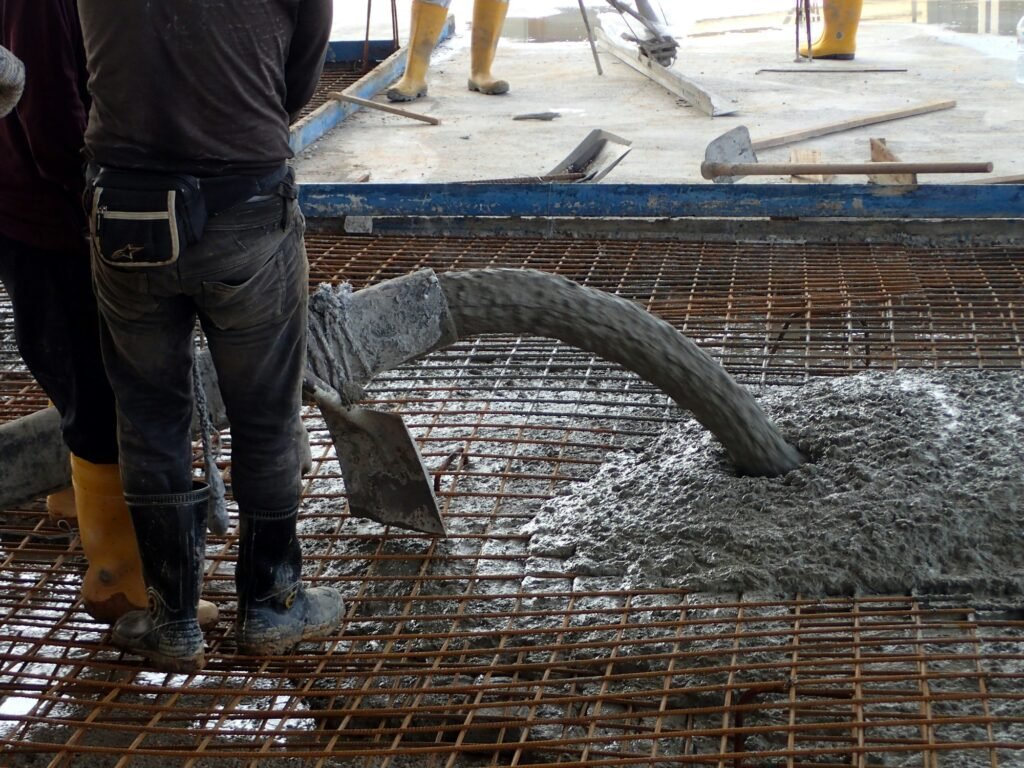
[91,192,308,514]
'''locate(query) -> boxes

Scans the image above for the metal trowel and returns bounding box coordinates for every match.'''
[303,373,445,536]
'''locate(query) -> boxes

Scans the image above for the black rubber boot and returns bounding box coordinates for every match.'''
[111,482,209,673]
[235,508,343,655]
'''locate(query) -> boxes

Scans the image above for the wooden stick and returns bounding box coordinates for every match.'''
[328,91,440,125]
[578,0,603,76]
[702,160,992,180]
[959,174,1024,184]
[751,100,956,151]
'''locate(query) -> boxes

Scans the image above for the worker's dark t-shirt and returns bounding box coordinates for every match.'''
[0,0,91,251]
[78,0,331,177]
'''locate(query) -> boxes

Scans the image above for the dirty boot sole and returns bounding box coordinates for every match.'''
[467,78,509,95]
[112,634,206,673]
[386,85,427,102]
[236,615,340,656]
[112,611,206,673]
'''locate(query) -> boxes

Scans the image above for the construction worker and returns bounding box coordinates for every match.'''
[0,0,152,624]
[77,0,343,672]
[800,0,864,60]
[387,0,510,102]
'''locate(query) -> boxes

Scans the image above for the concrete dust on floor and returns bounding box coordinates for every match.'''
[298,12,1023,184]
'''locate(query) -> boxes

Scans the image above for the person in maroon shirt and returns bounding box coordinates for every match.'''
[0,0,151,624]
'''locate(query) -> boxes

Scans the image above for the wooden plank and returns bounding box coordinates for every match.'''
[959,174,1024,184]
[594,26,736,117]
[868,138,917,185]
[789,148,834,183]
[751,100,957,151]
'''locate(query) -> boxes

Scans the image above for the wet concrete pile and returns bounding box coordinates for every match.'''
[525,370,1024,603]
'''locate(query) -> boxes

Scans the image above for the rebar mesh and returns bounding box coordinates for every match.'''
[1,233,1022,766]
[293,62,370,122]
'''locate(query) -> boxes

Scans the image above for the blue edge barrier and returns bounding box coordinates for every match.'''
[293,36,1024,223]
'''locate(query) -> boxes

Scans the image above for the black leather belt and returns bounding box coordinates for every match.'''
[201,165,293,215]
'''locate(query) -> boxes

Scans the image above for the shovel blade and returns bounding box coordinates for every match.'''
[315,397,446,536]
[547,129,632,182]
[703,125,758,184]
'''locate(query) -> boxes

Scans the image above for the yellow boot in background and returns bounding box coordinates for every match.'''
[71,455,148,623]
[468,0,510,94]
[72,456,221,627]
[387,0,449,102]
[800,0,863,60]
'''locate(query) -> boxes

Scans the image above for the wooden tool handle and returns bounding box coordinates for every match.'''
[702,161,993,179]
[328,91,440,125]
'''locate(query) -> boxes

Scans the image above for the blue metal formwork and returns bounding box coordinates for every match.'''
[299,181,1024,221]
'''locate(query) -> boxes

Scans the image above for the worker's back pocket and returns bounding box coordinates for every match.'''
[90,170,207,268]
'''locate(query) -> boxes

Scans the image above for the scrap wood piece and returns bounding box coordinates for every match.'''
[868,138,917,185]
[751,100,956,151]
[959,173,1024,184]
[788,148,834,183]
[593,25,736,117]
[756,67,908,74]
[328,91,440,125]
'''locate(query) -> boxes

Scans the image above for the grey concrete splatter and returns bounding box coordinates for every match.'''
[525,370,1024,602]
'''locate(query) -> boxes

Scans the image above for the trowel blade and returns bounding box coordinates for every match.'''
[312,385,445,536]
[703,125,758,184]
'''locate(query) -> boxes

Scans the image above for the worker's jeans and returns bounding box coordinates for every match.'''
[91,194,308,514]
[0,233,119,464]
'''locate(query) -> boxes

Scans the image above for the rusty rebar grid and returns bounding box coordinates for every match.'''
[1,234,1022,765]
[293,62,368,122]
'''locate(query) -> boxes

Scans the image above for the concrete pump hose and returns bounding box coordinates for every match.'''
[438,268,804,477]
[0,45,26,117]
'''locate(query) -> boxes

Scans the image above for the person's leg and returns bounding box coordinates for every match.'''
[386,0,450,102]
[0,234,118,463]
[0,234,146,621]
[92,245,210,666]
[468,0,510,95]
[194,193,343,654]
[801,0,863,60]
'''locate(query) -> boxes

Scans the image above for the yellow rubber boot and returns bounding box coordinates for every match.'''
[47,486,77,520]
[387,0,449,102]
[45,402,76,520]
[800,0,862,60]
[72,456,221,628]
[71,456,148,623]
[468,0,510,94]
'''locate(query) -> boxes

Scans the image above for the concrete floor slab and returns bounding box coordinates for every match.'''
[297,8,1024,185]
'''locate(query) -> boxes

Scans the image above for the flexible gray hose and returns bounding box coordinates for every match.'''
[0,45,26,117]
[438,268,804,477]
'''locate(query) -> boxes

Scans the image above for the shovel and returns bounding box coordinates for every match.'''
[702,126,993,184]
[303,373,446,536]
[546,129,633,182]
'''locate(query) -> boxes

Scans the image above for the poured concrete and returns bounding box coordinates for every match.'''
[525,370,1024,604]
